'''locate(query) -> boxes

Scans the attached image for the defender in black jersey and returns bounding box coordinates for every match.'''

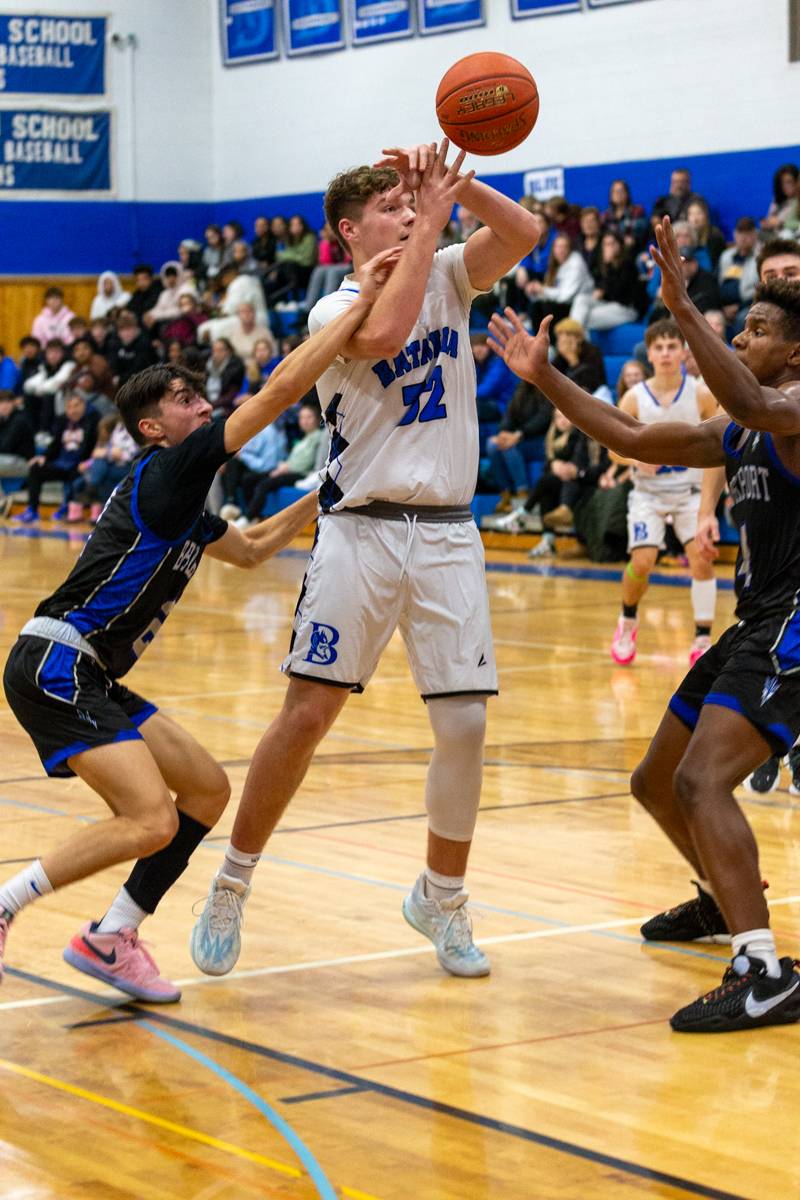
[0,250,391,1000]
[488,216,800,1033]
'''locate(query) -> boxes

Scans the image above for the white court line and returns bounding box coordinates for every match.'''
[4,898,800,1013]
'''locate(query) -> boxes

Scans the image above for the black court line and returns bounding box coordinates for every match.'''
[281,1084,368,1105]
[5,966,749,1200]
[0,776,45,785]
[0,857,35,866]
[66,1013,145,1030]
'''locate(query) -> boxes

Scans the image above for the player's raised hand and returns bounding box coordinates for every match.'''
[650,215,691,315]
[488,308,552,384]
[375,143,436,193]
[413,139,474,233]
[355,246,403,303]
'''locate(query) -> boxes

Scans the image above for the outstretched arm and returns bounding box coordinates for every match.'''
[651,216,800,434]
[488,309,727,468]
[204,491,318,569]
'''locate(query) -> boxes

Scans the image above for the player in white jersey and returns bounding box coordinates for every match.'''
[610,319,718,666]
[191,141,543,979]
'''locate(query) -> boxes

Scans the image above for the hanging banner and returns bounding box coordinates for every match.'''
[220,0,278,65]
[0,107,112,195]
[523,165,564,199]
[417,0,483,36]
[283,0,345,55]
[349,0,413,45]
[511,0,579,16]
[0,14,106,96]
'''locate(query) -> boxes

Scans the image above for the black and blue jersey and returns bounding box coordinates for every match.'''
[35,419,231,679]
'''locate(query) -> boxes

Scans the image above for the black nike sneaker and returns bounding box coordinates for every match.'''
[671,953,800,1033]
[788,746,800,797]
[743,755,781,794]
[640,881,730,944]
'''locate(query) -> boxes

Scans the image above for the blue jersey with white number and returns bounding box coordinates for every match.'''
[308,243,485,510]
[724,421,800,622]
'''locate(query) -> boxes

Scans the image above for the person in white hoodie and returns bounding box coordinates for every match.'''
[90,271,131,321]
[143,263,196,332]
[526,233,593,330]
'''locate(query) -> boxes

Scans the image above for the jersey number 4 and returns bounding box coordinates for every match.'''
[398,365,447,427]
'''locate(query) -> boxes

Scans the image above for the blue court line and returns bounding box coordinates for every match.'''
[6,966,748,1200]
[139,1019,337,1200]
[280,1084,368,1105]
[0,795,96,822]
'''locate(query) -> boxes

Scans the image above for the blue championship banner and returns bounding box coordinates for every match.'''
[283,0,345,55]
[0,108,112,194]
[220,0,278,65]
[417,0,483,36]
[349,0,413,45]
[511,0,579,16]
[0,15,105,96]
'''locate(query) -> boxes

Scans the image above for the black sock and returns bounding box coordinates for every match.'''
[622,603,638,619]
[695,623,711,637]
[123,811,211,915]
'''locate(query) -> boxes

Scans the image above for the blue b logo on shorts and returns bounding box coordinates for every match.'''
[305,622,340,666]
[633,521,648,542]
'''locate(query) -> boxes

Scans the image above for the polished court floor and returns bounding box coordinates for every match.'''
[0,522,797,1200]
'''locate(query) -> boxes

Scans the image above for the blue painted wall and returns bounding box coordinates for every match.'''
[2,143,798,276]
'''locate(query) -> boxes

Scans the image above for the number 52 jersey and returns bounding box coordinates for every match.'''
[308,243,485,511]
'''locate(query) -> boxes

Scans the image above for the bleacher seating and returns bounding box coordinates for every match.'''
[588,322,647,356]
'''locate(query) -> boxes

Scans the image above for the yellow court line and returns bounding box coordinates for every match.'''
[0,1056,383,1200]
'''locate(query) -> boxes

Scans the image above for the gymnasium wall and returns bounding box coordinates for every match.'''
[3,0,799,275]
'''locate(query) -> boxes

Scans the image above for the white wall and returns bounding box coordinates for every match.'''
[209,0,800,200]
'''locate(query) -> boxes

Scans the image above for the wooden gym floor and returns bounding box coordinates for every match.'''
[0,522,797,1200]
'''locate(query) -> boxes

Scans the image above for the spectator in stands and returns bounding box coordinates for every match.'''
[526,233,593,328]
[221,399,324,527]
[73,367,115,418]
[16,336,42,397]
[218,419,287,526]
[65,336,114,401]
[686,198,726,270]
[551,316,607,393]
[683,309,727,378]
[177,239,201,290]
[616,359,646,401]
[530,411,611,553]
[205,338,245,417]
[220,220,247,272]
[0,346,20,392]
[90,271,130,321]
[652,166,704,223]
[112,312,157,387]
[14,389,99,523]
[0,390,35,514]
[301,222,351,315]
[578,207,602,274]
[544,196,581,241]
[266,215,319,303]
[31,287,76,347]
[201,224,224,284]
[602,179,648,253]
[199,301,276,361]
[125,264,162,325]
[252,216,276,273]
[165,339,183,365]
[647,245,720,323]
[23,337,73,431]
[641,219,697,311]
[570,231,642,331]
[245,336,282,394]
[761,163,799,236]
[89,319,113,357]
[270,215,288,249]
[162,291,205,348]
[472,332,518,421]
[718,216,760,333]
[68,413,138,523]
[454,204,482,241]
[218,261,268,325]
[143,263,190,333]
[486,376,553,512]
[231,239,258,276]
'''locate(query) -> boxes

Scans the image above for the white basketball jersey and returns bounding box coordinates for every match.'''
[632,373,703,493]
[308,243,484,510]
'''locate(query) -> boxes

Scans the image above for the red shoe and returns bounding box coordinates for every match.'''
[63,923,180,1003]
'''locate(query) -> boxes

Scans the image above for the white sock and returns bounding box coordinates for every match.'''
[424,867,465,901]
[95,887,148,934]
[0,859,54,916]
[221,842,260,887]
[691,578,716,625]
[731,928,781,978]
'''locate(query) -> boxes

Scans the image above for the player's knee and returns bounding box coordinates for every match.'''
[673,759,703,814]
[283,692,340,748]
[137,803,180,856]
[630,762,651,805]
[204,763,231,819]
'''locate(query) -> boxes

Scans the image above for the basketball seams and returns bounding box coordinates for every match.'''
[436,74,537,108]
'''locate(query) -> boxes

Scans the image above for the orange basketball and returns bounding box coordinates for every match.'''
[435,52,539,156]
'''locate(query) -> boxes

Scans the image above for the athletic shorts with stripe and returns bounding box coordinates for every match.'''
[3,635,157,778]
[627,487,701,551]
[283,512,498,698]
[669,617,800,756]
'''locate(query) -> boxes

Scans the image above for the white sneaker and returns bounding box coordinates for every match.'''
[219,503,241,521]
[482,506,540,534]
[402,874,490,977]
[611,616,638,665]
[528,533,555,559]
[190,873,250,976]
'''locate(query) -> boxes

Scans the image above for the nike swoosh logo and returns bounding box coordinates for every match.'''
[745,978,799,1019]
[30,881,41,896]
[81,937,116,966]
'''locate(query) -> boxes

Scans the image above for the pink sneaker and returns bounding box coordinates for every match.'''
[611,616,638,665]
[689,634,712,666]
[63,922,181,1003]
[0,912,11,983]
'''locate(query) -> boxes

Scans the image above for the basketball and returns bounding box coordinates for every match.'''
[435,52,539,156]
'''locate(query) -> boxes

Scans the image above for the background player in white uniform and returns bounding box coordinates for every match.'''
[192,142,543,979]
[610,319,718,666]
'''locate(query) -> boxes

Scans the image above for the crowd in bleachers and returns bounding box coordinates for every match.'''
[0,161,798,535]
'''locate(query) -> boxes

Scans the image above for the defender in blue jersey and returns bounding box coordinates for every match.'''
[488,216,800,1034]
[0,251,392,1001]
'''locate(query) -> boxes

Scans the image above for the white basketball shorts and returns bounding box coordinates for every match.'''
[283,512,498,698]
[627,486,702,552]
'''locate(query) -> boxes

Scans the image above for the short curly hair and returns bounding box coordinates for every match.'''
[324,165,400,251]
[753,278,800,343]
